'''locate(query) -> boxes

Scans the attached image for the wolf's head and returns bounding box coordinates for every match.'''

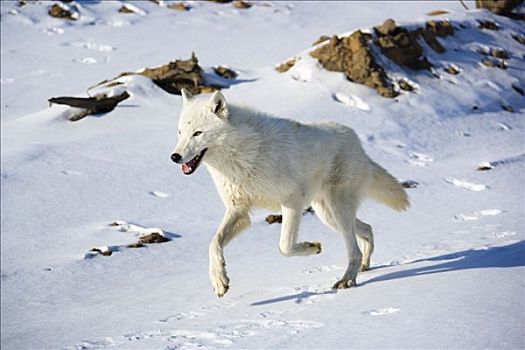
[171,89,229,175]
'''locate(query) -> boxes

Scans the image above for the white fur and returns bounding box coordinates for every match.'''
[172,90,409,297]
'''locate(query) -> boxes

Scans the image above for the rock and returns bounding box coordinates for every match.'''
[401,180,419,189]
[138,232,170,244]
[168,2,191,11]
[206,0,233,3]
[107,53,223,95]
[512,34,525,45]
[265,207,315,225]
[444,65,460,75]
[475,0,524,16]
[376,18,398,36]
[512,84,524,96]
[126,243,145,248]
[427,10,450,16]
[481,58,507,69]
[310,32,398,98]
[89,247,112,256]
[233,0,251,9]
[477,162,494,171]
[48,3,77,20]
[398,79,416,91]
[490,48,508,59]
[425,20,454,37]
[502,105,514,113]
[478,19,499,30]
[275,57,299,73]
[265,214,282,224]
[420,30,446,53]
[312,35,331,46]
[118,5,135,13]
[214,66,237,79]
[374,19,432,70]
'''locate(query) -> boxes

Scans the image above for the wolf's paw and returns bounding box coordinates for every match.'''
[332,279,357,290]
[305,241,322,255]
[209,263,230,298]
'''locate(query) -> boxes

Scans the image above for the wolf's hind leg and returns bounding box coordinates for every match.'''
[209,208,250,297]
[279,205,322,257]
[356,219,374,271]
[313,192,362,289]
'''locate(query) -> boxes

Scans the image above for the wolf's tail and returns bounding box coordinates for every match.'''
[366,161,410,211]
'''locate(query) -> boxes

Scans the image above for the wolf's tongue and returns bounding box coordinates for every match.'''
[182,163,191,174]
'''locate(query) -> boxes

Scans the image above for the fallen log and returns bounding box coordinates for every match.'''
[48,91,130,121]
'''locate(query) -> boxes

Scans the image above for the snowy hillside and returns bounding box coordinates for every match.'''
[1,1,524,349]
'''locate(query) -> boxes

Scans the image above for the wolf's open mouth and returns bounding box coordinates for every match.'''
[182,149,207,175]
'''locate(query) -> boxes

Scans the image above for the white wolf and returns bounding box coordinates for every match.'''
[171,89,409,297]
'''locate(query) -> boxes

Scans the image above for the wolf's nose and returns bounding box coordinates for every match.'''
[171,153,182,163]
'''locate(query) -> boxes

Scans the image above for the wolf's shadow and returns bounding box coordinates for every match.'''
[251,241,525,306]
[363,240,525,285]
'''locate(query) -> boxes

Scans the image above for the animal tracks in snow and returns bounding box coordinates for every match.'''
[301,264,342,274]
[454,209,504,222]
[72,316,323,349]
[68,41,116,52]
[73,57,98,65]
[444,177,488,192]
[406,151,434,167]
[149,190,169,198]
[333,92,370,111]
[362,307,400,316]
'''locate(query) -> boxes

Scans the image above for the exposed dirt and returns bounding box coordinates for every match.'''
[310,31,398,98]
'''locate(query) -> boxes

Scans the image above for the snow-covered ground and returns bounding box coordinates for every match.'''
[1,1,524,349]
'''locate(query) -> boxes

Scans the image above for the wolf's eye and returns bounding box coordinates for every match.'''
[193,131,203,137]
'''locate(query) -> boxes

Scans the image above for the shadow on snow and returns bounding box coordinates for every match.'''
[250,241,525,306]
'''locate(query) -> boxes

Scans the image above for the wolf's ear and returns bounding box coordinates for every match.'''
[209,91,228,119]
[181,88,193,107]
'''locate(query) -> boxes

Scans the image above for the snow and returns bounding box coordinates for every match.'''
[1,1,524,349]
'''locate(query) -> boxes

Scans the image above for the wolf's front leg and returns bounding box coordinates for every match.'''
[279,205,322,256]
[209,208,250,297]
